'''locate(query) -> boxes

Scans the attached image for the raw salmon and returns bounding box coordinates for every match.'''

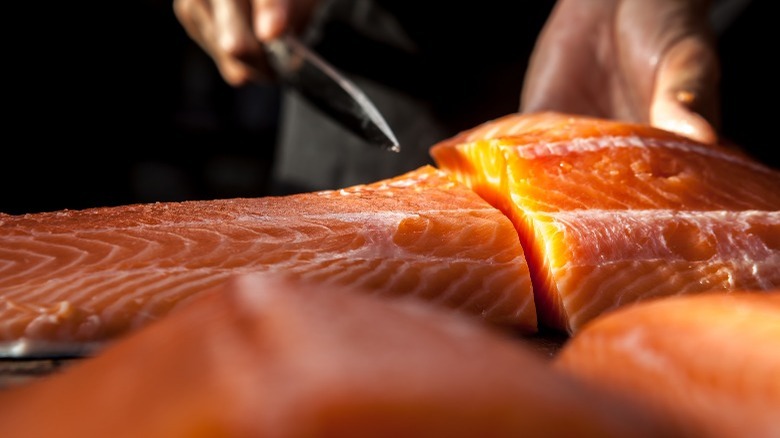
[0,165,535,357]
[431,111,780,333]
[555,291,780,438]
[0,272,686,438]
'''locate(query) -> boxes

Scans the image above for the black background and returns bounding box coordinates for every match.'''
[2,0,775,215]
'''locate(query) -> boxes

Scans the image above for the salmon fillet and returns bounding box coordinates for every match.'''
[0,272,685,438]
[430,112,780,333]
[555,291,780,438]
[0,165,535,357]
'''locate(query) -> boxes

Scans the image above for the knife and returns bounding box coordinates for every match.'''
[266,35,400,152]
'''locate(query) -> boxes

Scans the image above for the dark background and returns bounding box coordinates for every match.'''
[2,0,775,215]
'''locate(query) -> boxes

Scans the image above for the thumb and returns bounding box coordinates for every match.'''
[254,0,289,41]
[650,36,720,145]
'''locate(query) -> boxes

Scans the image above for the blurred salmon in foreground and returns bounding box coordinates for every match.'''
[431,111,780,333]
[0,166,535,357]
[0,273,686,438]
[555,291,780,438]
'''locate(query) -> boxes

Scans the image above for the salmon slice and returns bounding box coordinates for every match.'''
[0,165,535,357]
[554,292,780,438]
[431,111,780,333]
[0,272,685,437]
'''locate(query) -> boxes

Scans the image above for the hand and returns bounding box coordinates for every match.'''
[520,0,719,144]
[173,0,320,86]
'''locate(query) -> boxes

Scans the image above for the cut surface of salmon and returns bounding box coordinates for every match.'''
[431,111,780,333]
[0,165,535,357]
[0,272,686,438]
[555,291,780,438]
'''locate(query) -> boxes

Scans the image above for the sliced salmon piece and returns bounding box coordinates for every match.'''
[0,165,535,357]
[554,291,780,438]
[431,111,780,333]
[0,273,685,437]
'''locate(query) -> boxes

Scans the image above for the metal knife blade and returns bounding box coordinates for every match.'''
[266,35,400,152]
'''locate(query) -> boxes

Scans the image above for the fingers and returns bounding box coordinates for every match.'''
[519,0,624,119]
[522,0,722,145]
[174,0,270,86]
[650,36,720,145]
[174,0,215,54]
[172,0,322,86]
[618,0,720,144]
[211,0,267,84]
[252,0,289,41]
[519,2,608,116]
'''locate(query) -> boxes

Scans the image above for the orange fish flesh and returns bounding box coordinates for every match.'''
[555,291,780,438]
[431,112,780,333]
[0,272,685,438]
[0,166,535,357]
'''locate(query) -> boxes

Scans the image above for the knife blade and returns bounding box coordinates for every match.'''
[266,35,400,152]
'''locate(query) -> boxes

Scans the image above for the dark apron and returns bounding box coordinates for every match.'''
[270,0,555,194]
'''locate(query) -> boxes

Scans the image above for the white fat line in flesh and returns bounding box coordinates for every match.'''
[505,121,532,136]
[319,245,519,278]
[5,270,149,307]
[1,219,385,289]
[506,166,769,211]
[577,270,632,321]
[0,231,242,304]
[610,327,682,375]
[604,325,733,413]
[0,307,33,341]
[287,255,527,312]
[565,265,690,325]
[127,274,234,327]
[263,260,471,310]
[7,242,519,309]
[547,209,780,263]
[238,208,500,222]
[0,249,57,285]
[102,270,217,321]
[331,177,443,193]
[320,170,444,194]
[481,124,503,140]
[2,269,235,325]
[115,228,206,259]
[510,176,667,211]
[0,238,100,286]
[3,213,510,303]
[2,208,501,238]
[2,211,521,307]
[96,268,235,311]
[422,264,493,308]
[4,264,190,307]
[350,261,510,316]
[487,288,534,321]
[459,269,531,318]
[507,135,775,174]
